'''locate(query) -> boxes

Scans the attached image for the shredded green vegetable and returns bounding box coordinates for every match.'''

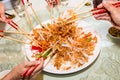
[47,23,51,26]
[88,37,92,42]
[35,54,41,59]
[42,48,52,58]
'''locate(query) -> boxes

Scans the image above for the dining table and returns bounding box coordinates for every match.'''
[0,0,120,80]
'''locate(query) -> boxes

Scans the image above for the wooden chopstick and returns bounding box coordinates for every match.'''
[20,64,39,78]
[27,1,43,28]
[21,0,45,41]
[0,30,30,35]
[4,36,29,44]
[4,18,18,30]
[25,64,39,77]
[23,0,45,40]
[22,0,34,29]
[20,40,59,77]
[20,58,43,78]
[75,8,106,17]
[1,15,32,40]
[67,9,106,23]
[75,1,120,17]
[66,1,120,23]
[55,0,61,15]
[43,40,59,68]
[0,35,29,44]
[50,8,53,25]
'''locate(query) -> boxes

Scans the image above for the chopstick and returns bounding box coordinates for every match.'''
[50,8,54,25]
[20,67,31,77]
[20,48,52,78]
[55,0,61,15]
[0,34,29,44]
[20,58,42,78]
[21,0,45,41]
[66,1,120,24]
[22,0,34,29]
[77,1,120,16]
[43,40,59,68]
[2,16,22,31]
[25,64,39,77]
[0,15,32,40]
[22,0,44,28]
[0,30,31,35]
[27,0,43,28]
[3,17,18,30]
[45,0,59,23]
[45,0,54,23]
[20,40,59,77]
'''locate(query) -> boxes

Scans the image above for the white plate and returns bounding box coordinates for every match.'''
[23,20,101,74]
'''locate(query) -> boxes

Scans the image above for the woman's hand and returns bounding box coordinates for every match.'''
[93,0,103,8]
[0,2,5,21]
[2,58,44,80]
[94,1,120,29]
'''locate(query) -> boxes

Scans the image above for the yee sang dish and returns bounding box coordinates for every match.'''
[30,10,98,70]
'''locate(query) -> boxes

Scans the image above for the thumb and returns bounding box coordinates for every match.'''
[102,1,116,12]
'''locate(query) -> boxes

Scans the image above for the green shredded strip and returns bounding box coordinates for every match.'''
[35,54,41,59]
[88,37,92,42]
[85,2,91,6]
[47,23,51,26]
[42,48,52,58]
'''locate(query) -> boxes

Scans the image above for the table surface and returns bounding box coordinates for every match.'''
[0,0,120,80]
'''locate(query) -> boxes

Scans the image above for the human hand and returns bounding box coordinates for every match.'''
[2,58,44,80]
[94,1,120,28]
[93,0,118,8]
[93,0,103,8]
[45,0,60,8]
[0,2,5,21]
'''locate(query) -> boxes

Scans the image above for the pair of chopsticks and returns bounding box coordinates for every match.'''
[0,30,31,44]
[20,48,52,78]
[45,0,61,24]
[67,1,120,24]
[0,14,29,34]
[20,58,43,78]
[0,29,31,44]
[0,32,28,45]
[20,40,59,78]
[22,0,43,29]
[0,30,30,35]
[0,34,29,44]
[0,16,18,30]
[21,0,45,41]
[0,15,32,44]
